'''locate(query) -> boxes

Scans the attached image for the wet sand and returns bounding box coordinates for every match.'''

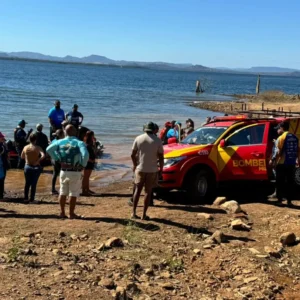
[5,143,133,197]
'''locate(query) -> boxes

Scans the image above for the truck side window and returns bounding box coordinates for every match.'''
[227,124,265,146]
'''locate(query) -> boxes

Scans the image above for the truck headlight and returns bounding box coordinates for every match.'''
[164,156,187,168]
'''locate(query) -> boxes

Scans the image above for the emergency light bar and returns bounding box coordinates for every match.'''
[213,115,248,122]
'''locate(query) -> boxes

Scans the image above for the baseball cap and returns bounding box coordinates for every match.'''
[73,104,78,108]
[0,132,5,139]
[18,119,27,126]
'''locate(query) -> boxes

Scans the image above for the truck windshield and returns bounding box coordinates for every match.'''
[181,126,228,145]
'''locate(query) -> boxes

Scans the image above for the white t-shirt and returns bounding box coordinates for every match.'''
[132,133,164,173]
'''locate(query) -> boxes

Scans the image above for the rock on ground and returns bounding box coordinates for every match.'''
[231,219,251,231]
[213,196,228,206]
[105,237,124,248]
[221,200,242,214]
[280,232,296,246]
[197,213,213,220]
[211,230,227,244]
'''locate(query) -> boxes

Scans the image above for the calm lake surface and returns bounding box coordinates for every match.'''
[1,59,299,186]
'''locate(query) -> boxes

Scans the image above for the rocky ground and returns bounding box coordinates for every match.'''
[190,91,300,117]
[1,176,300,299]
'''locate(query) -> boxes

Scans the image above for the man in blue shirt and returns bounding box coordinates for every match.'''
[47,125,89,219]
[48,100,65,141]
[65,104,84,129]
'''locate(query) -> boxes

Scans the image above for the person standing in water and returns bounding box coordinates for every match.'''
[48,100,65,141]
[65,104,84,129]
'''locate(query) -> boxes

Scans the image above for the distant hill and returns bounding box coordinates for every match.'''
[0,51,213,71]
[216,66,300,73]
[1,51,300,75]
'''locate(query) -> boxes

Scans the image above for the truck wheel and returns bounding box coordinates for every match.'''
[294,167,300,186]
[153,188,170,200]
[186,169,216,203]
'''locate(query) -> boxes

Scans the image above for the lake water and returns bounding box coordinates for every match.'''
[1,59,299,186]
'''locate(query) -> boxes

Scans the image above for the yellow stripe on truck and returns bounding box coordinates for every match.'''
[164,145,207,159]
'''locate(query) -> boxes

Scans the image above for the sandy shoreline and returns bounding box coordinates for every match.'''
[189,91,300,117]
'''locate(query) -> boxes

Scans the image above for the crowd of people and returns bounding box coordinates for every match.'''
[2,106,298,218]
[0,101,97,214]
[0,98,200,219]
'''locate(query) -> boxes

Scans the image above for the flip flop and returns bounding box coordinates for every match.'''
[69,214,84,220]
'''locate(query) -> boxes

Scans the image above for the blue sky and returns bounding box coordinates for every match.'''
[1,0,300,68]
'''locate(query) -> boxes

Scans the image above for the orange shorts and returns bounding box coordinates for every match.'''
[134,171,158,192]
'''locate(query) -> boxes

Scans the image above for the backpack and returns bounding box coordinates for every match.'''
[283,133,298,165]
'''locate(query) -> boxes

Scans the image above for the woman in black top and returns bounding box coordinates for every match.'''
[82,131,96,196]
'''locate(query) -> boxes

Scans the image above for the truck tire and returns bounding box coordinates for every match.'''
[186,169,216,203]
[294,167,300,186]
[153,188,170,200]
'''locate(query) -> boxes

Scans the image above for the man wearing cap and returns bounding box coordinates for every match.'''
[274,121,300,206]
[46,125,89,219]
[35,124,49,154]
[65,104,84,129]
[48,100,65,141]
[131,122,164,220]
[14,120,33,169]
[0,132,9,200]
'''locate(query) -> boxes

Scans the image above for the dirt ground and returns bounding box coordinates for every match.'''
[1,171,300,299]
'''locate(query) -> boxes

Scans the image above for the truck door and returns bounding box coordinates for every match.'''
[218,123,269,181]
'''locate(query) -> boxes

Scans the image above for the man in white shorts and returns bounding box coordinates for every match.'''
[47,125,89,219]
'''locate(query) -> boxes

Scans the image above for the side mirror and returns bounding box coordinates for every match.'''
[219,139,226,148]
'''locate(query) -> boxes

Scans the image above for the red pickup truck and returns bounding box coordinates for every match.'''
[158,115,300,202]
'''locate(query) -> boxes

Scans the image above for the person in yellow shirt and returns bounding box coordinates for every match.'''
[275,122,300,206]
